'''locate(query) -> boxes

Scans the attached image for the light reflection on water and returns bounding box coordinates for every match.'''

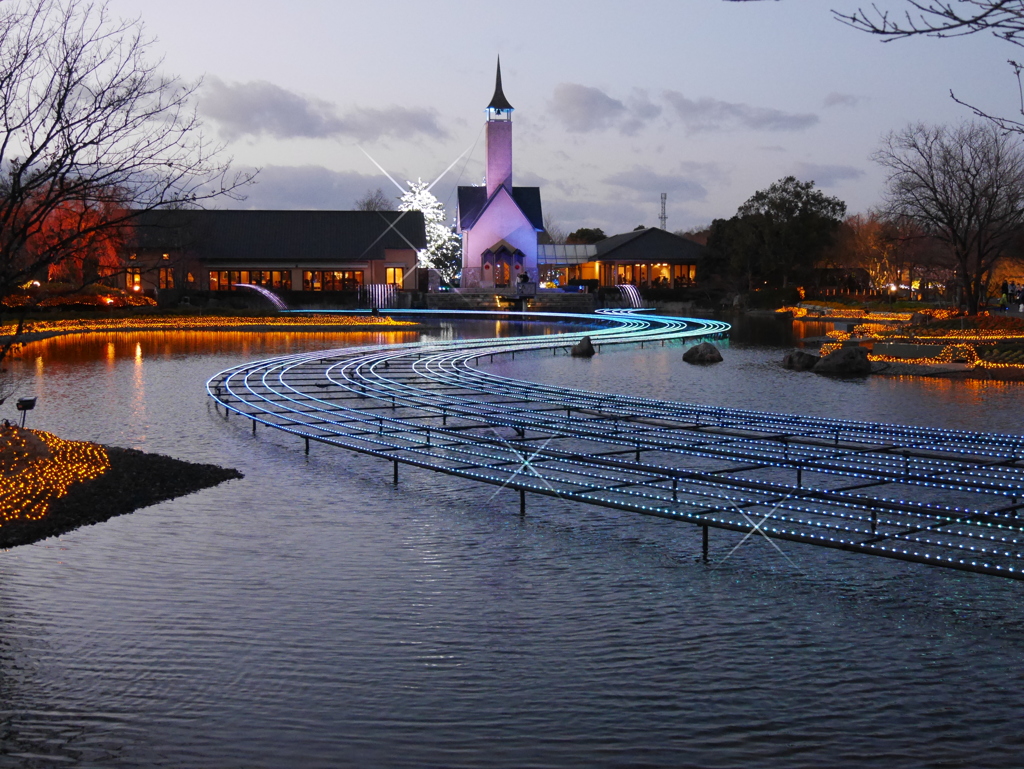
[0,320,1023,769]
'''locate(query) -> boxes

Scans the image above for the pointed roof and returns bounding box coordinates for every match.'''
[487,57,514,111]
[457,185,543,232]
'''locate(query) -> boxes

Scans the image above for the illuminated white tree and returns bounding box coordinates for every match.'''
[398,179,461,285]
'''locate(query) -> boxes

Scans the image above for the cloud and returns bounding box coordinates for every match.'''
[602,166,707,201]
[544,197,649,234]
[231,165,399,210]
[792,162,864,187]
[663,90,818,133]
[548,83,627,132]
[823,92,863,108]
[200,77,449,142]
[620,89,663,136]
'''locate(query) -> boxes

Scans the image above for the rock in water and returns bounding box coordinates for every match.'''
[812,346,872,376]
[571,336,596,357]
[782,350,820,371]
[683,342,723,364]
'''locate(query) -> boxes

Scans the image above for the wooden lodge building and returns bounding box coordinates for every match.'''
[122,209,426,297]
[538,227,702,290]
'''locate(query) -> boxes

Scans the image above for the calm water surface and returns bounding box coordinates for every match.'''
[1,318,1023,768]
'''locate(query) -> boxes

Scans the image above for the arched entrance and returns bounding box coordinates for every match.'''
[481,241,524,289]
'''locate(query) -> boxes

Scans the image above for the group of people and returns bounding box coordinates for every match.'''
[999,280,1024,311]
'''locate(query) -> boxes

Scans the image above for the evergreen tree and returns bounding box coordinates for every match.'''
[398,180,462,285]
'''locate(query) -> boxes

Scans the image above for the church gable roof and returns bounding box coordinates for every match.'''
[457,186,544,232]
[595,227,705,263]
[128,209,427,262]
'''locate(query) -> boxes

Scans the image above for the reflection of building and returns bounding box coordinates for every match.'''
[457,61,544,289]
[122,209,426,295]
[539,227,703,288]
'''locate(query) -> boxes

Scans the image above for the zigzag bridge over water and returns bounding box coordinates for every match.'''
[208,309,1024,581]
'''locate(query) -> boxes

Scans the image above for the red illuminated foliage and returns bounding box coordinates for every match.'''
[38,199,130,286]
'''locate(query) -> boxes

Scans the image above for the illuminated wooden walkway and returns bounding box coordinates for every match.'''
[208,309,1024,581]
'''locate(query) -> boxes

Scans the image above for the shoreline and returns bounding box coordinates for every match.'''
[2,322,424,346]
[0,439,242,549]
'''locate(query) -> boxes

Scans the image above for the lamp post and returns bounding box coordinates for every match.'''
[16,396,36,428]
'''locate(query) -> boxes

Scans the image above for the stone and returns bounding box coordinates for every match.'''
[683,342,723,364]
[910,312,930,326]
[812,345,872,376]
[571,336,596,357]
[782,350,820,371]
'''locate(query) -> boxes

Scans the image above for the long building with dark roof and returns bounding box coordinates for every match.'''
[538,227,704,289]
[123,209,426,295]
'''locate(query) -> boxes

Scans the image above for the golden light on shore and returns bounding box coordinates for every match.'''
[0,313,415,341]
[779,306,960,323]
[0,428,110,524]
[795,307,1024,372]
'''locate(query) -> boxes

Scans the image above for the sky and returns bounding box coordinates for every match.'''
[104,0,1017,236]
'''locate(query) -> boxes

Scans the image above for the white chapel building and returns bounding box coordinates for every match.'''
[456,60,544,289]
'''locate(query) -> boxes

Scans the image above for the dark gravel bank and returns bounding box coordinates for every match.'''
[0,446,242,548]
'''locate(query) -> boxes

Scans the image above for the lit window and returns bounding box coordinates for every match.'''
[386,267,404,286]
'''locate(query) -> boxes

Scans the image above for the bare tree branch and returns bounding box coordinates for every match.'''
[0,0,254,306]
[874,121,1024,313]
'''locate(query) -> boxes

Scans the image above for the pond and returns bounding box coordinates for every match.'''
[1,316,1022,768]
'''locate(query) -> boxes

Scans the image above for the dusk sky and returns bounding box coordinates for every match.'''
[107,0,1013,235]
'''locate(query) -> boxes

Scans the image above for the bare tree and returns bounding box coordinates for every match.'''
[834,2,1024,130]
[542,214,566,244]
[874,122,1024,313]
[836,1,1024,41]
[355,188,395,211]
[728,2,1024,130]
[0,0,251,308]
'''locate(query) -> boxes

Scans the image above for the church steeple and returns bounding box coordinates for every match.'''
[487,57,514,116]
[485,57,513,196]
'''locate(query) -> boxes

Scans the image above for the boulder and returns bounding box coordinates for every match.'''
[683,342,723,364]
[571,336,596,357]
[812,345,872,376]
[782,349,820,371]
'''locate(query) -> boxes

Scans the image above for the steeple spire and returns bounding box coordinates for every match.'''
[487,57,513,112]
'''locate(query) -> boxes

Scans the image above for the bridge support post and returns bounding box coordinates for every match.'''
[520,489,526,516]
[797,466,802,488]
[304,437,309,455]
[394,459,399,485]
[252,420,256,436]
[702,525,709,561]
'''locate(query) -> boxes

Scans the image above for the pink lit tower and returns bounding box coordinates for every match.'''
[457,58,544,289]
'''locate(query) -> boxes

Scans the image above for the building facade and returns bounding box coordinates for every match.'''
[538,227,703,289]
[122,209,426,297]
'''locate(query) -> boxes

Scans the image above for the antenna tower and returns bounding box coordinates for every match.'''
[659,193,667,230]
